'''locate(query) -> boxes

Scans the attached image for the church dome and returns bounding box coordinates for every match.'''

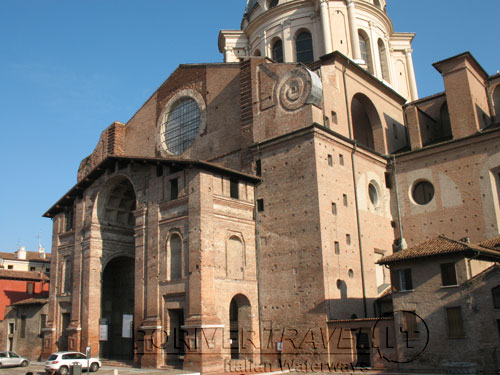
[219,0,418,100]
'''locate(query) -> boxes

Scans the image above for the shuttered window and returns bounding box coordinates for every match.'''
[440,263,457,286]
[402,311,419,339]
[391,268,413,292]
[446,307,464,338]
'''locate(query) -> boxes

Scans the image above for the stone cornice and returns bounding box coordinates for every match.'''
[353,0,394,36]
[244,0,316,37]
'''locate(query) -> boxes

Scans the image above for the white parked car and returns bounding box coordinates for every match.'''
[45,351,101,375]
[0,351,29,367]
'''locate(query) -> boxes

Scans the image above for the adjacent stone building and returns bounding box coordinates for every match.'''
[41,0,500,373]
[378,236,500,373]
[2,298,48,361]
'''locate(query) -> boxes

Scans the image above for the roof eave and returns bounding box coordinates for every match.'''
[44,156,262,218]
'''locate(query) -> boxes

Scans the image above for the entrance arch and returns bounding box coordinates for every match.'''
[229,294,252,360]
[97,176,136,361]
[100,257,135,360]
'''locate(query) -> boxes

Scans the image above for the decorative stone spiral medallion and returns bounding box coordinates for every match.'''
[276,68,312,111]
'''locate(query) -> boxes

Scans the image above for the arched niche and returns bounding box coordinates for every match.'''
[226,236,244,280]
[378,39,390,83]
[167,232,184,281]
[97,176,137,229]
[351,93,385,153]
[271,38,283,63]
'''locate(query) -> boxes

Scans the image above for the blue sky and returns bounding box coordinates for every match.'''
[1,0,499,253]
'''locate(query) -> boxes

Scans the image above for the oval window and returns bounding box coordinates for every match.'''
[412,180,435,205]
[163,97,200,155]
[368,182,379,206]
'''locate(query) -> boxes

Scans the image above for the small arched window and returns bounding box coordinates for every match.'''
[358,31,373,74]
[272,39,284,63]
[268,0,279,9]
[169,234,182,280]
[378,39,390,83]
[493,85,500,121]
[374,0,382,8]
[253,49,261,57]
[295,31,314,64]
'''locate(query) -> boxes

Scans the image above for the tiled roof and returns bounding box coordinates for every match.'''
[0,251,51,262]
[0,269,49,281]
[10,297,48,306]
[378,236,500,265]
[479,236,500,250]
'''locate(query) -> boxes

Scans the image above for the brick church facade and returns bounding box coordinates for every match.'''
[42,0,500,372]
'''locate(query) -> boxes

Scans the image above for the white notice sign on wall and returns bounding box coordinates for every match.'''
[99,324,108,341]
[122,314,133,338]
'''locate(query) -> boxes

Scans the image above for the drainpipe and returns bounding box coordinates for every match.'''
[253,160,264,364]
[343,63,368,318]
[391,155,406,249]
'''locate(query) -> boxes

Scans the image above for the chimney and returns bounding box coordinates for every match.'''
[433,52,490,139]
[38,245,46,259]
[16,246,27,260]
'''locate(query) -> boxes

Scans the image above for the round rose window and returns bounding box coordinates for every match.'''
[162,97,200,155]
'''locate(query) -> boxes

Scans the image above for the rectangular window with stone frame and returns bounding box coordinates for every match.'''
[391,268,413,292]
[230,178,239,199]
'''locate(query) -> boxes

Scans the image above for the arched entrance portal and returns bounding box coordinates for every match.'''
[100,257,135,360]
[229,294,252,360]
[98,177,136,361]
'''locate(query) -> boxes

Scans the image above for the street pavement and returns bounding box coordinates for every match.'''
[0,362,445,375]
[0,362,197,375]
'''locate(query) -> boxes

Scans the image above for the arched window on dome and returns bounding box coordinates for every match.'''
[378,39,390,83]
[268,0,279,9]
[374,0,382,8]
[272,39,284,63]
[358,30,374,74]
[295,31,314,64]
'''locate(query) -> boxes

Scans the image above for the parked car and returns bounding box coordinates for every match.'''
[0,351,29,367]
[45,351,101,375]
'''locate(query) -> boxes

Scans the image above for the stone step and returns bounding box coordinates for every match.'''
[101,359,134,367]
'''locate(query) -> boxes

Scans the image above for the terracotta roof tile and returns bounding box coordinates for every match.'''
[0,251,51,262]
[479,236,500,250]
[10,297,48,306]
[378,236,500,265]
[0,269,49,281]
